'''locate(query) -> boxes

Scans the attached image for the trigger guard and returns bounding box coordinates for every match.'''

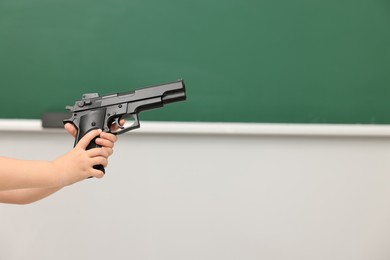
[111,114,140,135]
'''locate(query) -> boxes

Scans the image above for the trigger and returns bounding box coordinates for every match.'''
[115,118,125,129]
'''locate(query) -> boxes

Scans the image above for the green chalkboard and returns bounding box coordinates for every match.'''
[1,0,390,124]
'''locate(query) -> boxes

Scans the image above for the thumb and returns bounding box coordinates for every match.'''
[64,123,78,138]
[75,129,102,150]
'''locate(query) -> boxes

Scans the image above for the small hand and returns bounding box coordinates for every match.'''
[53,129,111,185]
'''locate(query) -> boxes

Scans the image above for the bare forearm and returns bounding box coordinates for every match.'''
[0,129,116,205]
[0,157,59,191]
[0,187,63,204]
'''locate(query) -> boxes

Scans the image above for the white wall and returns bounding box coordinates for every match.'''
[1,121,390,260]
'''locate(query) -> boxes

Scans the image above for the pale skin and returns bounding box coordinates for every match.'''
[0,123,118,204]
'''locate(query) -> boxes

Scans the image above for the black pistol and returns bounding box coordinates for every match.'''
[63,79,186,173]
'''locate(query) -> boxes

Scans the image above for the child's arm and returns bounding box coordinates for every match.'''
[0,187,63,204]
[0,128,117,204]
[0,129,108,191]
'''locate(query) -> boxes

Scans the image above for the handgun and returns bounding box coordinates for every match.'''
[63,79,186,173]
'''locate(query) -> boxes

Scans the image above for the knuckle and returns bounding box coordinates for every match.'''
[103,149,109,157]
[101,159,108,167]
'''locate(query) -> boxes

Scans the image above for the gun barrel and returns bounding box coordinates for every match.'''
[162,81,186,104]
[126,80,186,113]
[130,79,186,101]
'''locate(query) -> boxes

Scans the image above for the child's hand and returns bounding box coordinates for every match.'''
[64,122,121,150]
[52,129,114,186]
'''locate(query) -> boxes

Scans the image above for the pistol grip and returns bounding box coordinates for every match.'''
[75,109,107,174]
